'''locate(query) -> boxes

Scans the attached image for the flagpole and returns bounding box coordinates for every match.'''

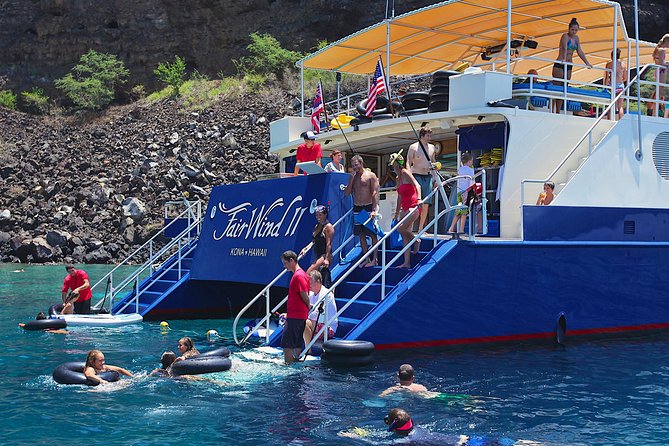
[380,56,394,116]
[320,80,329,131]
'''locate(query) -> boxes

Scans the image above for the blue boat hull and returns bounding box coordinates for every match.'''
[351,240,669,349]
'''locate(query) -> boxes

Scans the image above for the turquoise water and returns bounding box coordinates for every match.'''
[2,263,669,445]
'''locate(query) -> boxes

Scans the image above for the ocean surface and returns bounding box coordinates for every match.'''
[1,263,669,445]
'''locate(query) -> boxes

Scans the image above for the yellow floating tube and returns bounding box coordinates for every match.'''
[331,114,355,130]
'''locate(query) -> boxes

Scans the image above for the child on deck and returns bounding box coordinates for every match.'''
[604,49,628,120]
[536,181,555,205]
[448,152,474,235]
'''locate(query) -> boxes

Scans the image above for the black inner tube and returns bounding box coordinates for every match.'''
[22,318,67,331]
[52,362,120,386]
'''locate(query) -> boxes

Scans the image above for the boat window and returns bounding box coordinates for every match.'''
[652,132,669,180]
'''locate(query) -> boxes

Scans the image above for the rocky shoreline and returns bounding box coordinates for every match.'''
[0,93,289,264]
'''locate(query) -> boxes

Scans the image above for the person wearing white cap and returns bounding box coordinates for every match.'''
[294,131,322,175]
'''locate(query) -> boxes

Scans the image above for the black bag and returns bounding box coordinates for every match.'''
[320,265,332,288]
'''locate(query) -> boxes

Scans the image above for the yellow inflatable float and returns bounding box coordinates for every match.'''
[331,114,355,130]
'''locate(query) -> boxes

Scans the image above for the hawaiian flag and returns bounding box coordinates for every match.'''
[365,58,388,117]
[311,81,325,133]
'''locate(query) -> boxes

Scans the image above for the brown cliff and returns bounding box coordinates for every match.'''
[1,1,666,93]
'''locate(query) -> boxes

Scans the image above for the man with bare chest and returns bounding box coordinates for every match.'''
[408,125,437,236]
[345,155,379,267]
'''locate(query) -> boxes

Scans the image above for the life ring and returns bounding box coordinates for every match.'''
[322,353,374,367]
[22,318,67,331]
[170,349,232,375]
[432,70,456,79]
[196,347,231,358]
[322,339,375,356]
[331,114,355,129]
[356,97,398,116]
[48,303,64,316]
[401,92,429,102]
[400,98,429,111]
[349,115,373,126]
[52,362,120,386]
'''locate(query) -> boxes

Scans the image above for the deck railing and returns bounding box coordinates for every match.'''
[301,174,475,358]
[232,202,354,345]
[519,66,652,234]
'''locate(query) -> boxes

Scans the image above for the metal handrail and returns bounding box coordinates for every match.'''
[301,178,467,358]
[91,199,202,313]
[232,206,353,345]
[107,217,201,314]
[519,67,650,207]
[112,225,200,315]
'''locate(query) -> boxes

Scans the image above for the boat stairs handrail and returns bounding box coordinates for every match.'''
[301,174,478,358]
[519,65,651,216]
[232,202,354,345]
[91,199,202,314]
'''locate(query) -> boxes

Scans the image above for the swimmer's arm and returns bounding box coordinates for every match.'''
[338,427,373,440]
[379,386,397,397]
[105,364,133,377]
[84,367,107,384]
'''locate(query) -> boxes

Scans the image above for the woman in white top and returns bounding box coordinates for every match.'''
[324,150,345,173]
[304,270,338,345]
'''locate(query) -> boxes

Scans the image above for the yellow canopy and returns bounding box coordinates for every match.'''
[300,0,657,83]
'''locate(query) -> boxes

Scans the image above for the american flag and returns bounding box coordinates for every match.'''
[310,81,324,133]
[365,58,387,117]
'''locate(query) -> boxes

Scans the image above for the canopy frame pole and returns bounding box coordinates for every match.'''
[633,0,643,160]
[610,5,618,120]
[506,0,511,74]
[300,61,305,117]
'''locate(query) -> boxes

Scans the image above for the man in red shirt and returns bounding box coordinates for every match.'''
[293,131,322,175]
[280,251,310,364]
[62,264,92,314]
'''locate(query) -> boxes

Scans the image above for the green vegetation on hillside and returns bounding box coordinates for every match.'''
[55,50,129,109]
[154,56,187,97]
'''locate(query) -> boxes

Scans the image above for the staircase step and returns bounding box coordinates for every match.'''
[335,298,376,320]
[161,269,190,281]
[379,250,427,266]
[137,290,164,304]
[335,316,361,337]
[346,265,411,285]
[145,279,176,293]
[336,282,393,303]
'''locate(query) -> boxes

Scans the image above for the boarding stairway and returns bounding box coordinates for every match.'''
[90,199,202,316]
[233,174,480,357]
[521,68,650,202]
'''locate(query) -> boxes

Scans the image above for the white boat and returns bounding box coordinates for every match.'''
[52,312,143,327]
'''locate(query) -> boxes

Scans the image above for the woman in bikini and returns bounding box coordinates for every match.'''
[83,349,133,385]
[300,205,334,274]
[552,18,592,113]
[390,151,421,269]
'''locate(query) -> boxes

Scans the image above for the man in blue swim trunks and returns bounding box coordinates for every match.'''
[408,125,438,241]
[345,155,380,267]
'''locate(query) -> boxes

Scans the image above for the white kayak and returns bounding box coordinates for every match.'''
[52,313,143,327]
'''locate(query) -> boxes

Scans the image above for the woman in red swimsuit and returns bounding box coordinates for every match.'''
[390,151,421,269]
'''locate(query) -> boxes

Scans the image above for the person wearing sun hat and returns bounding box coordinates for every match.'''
[390,150,421,269]
[294,131,322,175]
